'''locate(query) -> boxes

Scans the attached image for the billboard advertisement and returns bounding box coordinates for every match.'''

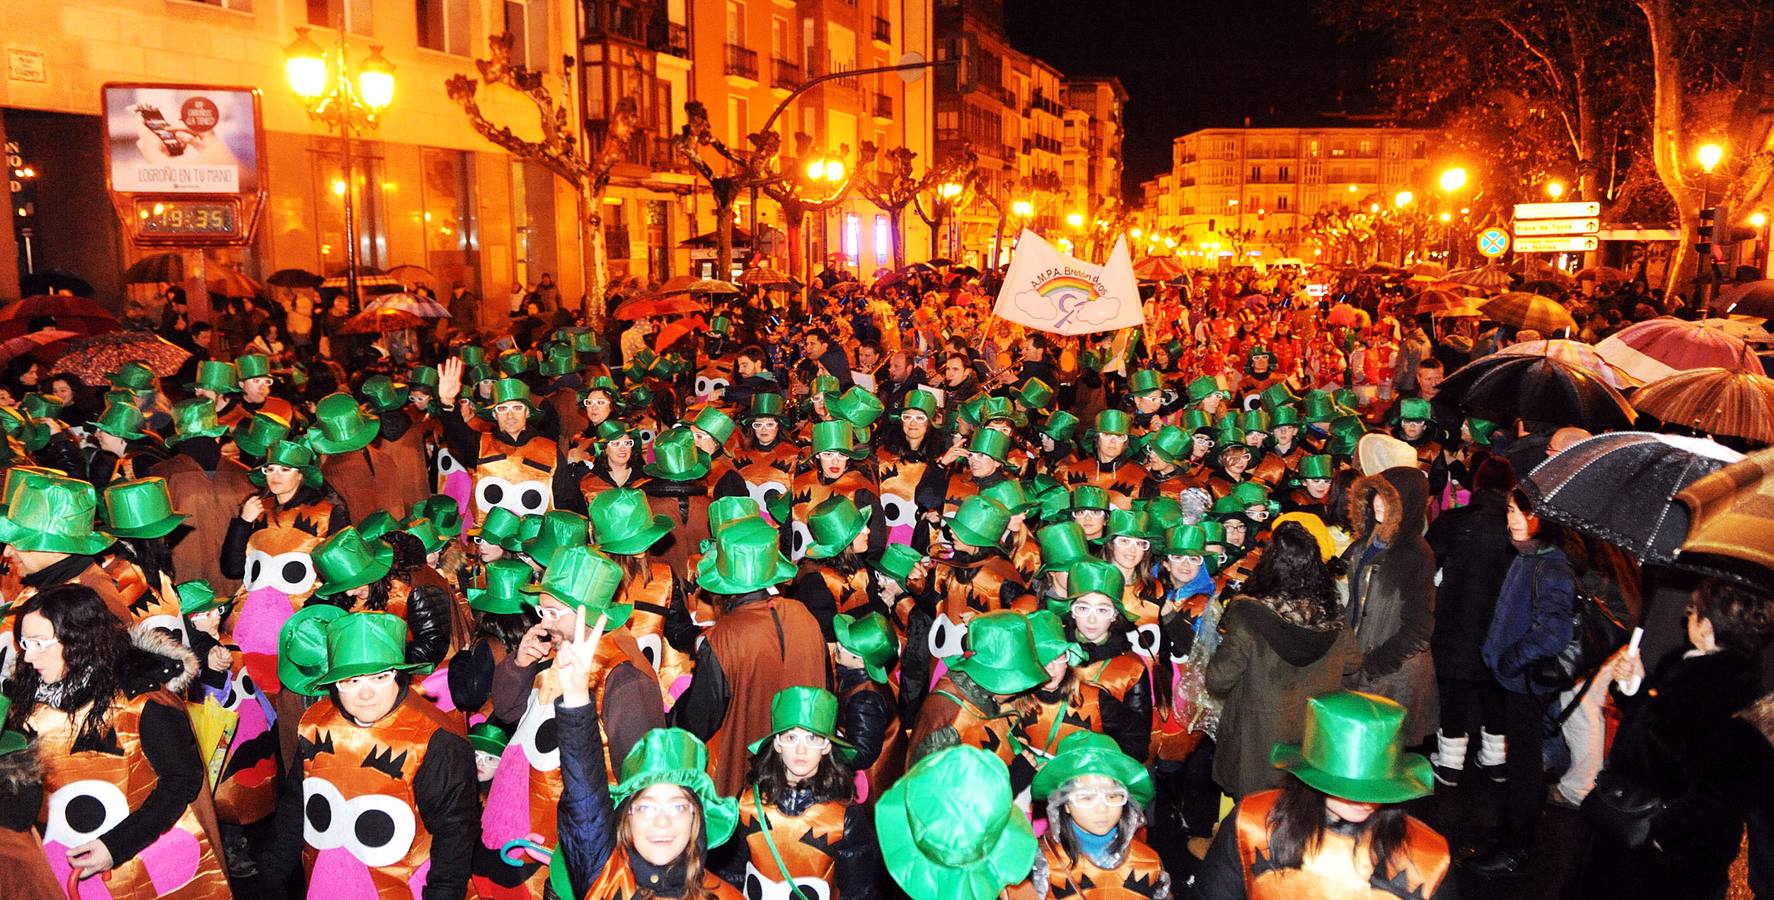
[102,84,261,195]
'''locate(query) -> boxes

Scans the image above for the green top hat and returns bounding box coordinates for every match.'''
[235,353,273,381]
[234,412,292,459]
[707,495,760,536]
[277,604,346,696]
[250,439,324,488]
[589,488,673,556]
[1229,480,1273,509]
[1144,425,1189,466]
[1163,523,1207,558]
[1295,454,1334,481]
[643,427,713,481]
[1258,382,1299,413]
[1199,519,1226,544]
[1017,378,1055,411]
[1270,405,1303,429]
[457,345,488,367]
[1031,475,1070,524]
[189,360,240,395]
[612,728,739,848]
[834,611,898,684]
[877,744,1037,900]
[1128,368,1165,397]
[899,390,939,421]
[1026,608,1081,667]
[955,394,987,429]
[1239,408,1272,435]
[809,420,867,460]
[977,396,1026,429]
[524,510,592,565]
[746,686,858,759]
[0,475,114,555]
[1186,375,1228,404]
[466,364,495,386]
[1069,484,1110,512]
[743,392,788,424]
[833,387,886,433]
[966,428,1012,465]
[0,407,48,453]
[591,419,635,450]
[111,361,156,393]
[1163,338,1186,360]
[411,495,463,536]
[90,402,148,441]
[1064,559,1128,616]
[869,544,922,590]
[311,527,395,597]
[403,517,449,555]
[358,510,400,543]
[1394,397,1433,423]
[1465,416,1499,447]
[948,495,1011,549]
[685,405,737,445]
[102,477,189,539]
[980,478,1035,517]
[524,544,631,626]
[0,466,63,516]
[166,398,229,446]
[1092,409,1131,438]
[1135,496,1184,531]
[470,722,513,757]
[469,506,525,551]
[359,375,410,413]
[696,517,797,595]
[1031,730,1155,805]
[708,314,732,335]
[811,374,841,397]
[951,610,1047,695]
[1325,415,1366,457]
[1035,522,1089,576]
[486,379,537,417]
[1107,508,1161,542]
[468,558,534,615]
[306,393,380,455]
[1271,690,1434,804]
[408,365,441,392]
[1333,388,1361,411]
[805,495,872,559]
[176,579,226,617]
[539,342,577,377]
[1300,390,1338,424]
[580,375,621,402]
[315,612,428,686]
[497,349,538,377]
[1040,410,1080,443]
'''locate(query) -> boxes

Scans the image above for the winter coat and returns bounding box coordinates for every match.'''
[1481,540,1575,695]
[1341,467,1439,745]
[0,744,62,899]
[1426,490,1513,681]
[1205,594,1357,798]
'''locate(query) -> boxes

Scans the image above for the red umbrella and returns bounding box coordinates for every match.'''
[1595,317,1759,384]
[1132,256,1187,281]
[51,330,191,380]
[654,315,711,353]
[613,295,706,321]
[0,295,119,339]
[0,329,77,366]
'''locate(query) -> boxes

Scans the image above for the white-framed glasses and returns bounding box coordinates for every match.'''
[537,605,573,621]
[19,636,58,653]
[629,799,695,821]
[337,670,397,689]
[1069,789,1130,809]
[1069,600,1118,620]
[774,732,832,750]
[1116,537,1151,552]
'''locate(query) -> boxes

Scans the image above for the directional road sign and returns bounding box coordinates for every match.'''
[1477,228,1510,258]
[1514,235,1599,253]
[1513,218,1600,237]
[1514,201,1602,219]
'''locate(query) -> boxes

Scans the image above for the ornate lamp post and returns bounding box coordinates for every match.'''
[1438,167,1467,265]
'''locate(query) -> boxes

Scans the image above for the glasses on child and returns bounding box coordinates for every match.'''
[1068,789,1130,809]
[774,732,832,750]
[629,800,695,821]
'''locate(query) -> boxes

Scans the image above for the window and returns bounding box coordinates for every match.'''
[1276,195,1289,211]
[726,0,746,44]
[1278,165,1291,181]
[843,212,860,265]
[308,0,372,33]
[605,199,632,260]
[311,145,388,271]
[772,16,790,60]
[1358,138,1374,156]
[874,214,891,259]
[1249,165,1261,182]
[417,0,469,54]
[421,148,477,290]
[505,0,549,69]
[828,23,856,75]
[728,96,748,148]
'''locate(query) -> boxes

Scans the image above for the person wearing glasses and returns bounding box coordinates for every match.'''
[1031,731,1169,898]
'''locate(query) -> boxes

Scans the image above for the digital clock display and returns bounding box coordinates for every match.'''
[134,199,239,238]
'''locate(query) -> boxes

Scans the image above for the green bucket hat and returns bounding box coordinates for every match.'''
[1394,397,1433,423]
[832,387,886,433]
[1063,559,1129,617]
[1295,454,1335,481]
[234,412,293,459]
[870,543,923,588]
[966,428,1012,465]
[1326,415,1366,457]
[1144,425,1189,466]
[1035,522,1090,576]
[1031,730,1155,805]
[1040,411,1080,443]
[899,390,939,421]
[877,744,1037,900]
[0,475,114,555]
[612,728,739,848]
[1465,417,1499,447]
[811,374,841,398]
[485,378,537,417]
[311,526,395,597]
[250,439,323,488]
[1271,690,1434,804]
[91,402,148,441]
[277,604,347,696]
[524,510,592,565]
[315,612,429,686]
[1128,368,1165,397]
[101,477,189,539]
[523,544,631,626]
[579,375,621,402]
[951,610,1047,695]
[189,360,241,394]
[468,558,534,615]
[685,405,737,445]
[469,506,526,551]
[176,579,226,617]
[746,686,857,759]
[834,611,899,684]
[643,427,712,481]
[235,353,273,381]
[809,420,867,460]
[1092,409,1131,437]
[1069,485,1110,512]
[947,495,1011,549]
[457,345,488,367]
[470,722,513,757]
[403,517,449,555]
[1026,608,1082,666]
[357,510,400,543]
[306,392,380,455]
[408,365,441,393]
[1186,375,1229,404]
[359,375,410,413]
[696,516,797,595]
[165,397,229,446]
[1258,382,1299,414]
[743,392,789,425]
[539,342,577,377]
[805,495,872,559]
[467,364,495,387]
[588,488,673,555]
[1017,378,1055,411]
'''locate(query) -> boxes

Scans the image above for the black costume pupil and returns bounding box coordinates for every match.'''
[355,808,396,848]
[247,560,262,583]
[283,561,308,584]
[484,483,505,505]
[884,500,905,520]
[746,873,765,900]
[536,717,559,754]
[65,794,107,834]
[521,488,544,511]
[305,794,332,832]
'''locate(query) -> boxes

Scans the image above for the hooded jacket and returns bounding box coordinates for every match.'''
[1341,466,1439,745]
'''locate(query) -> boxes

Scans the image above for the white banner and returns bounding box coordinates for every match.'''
[991,230,1145,336]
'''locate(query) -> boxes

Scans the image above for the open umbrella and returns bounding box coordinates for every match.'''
[1507,257,1573,282]
[1480,292,1576,334]
[1595,316,1759,384]
[0,295,119,337]
[19,269,93,297]
[927,257,954,268]
[1405,261,1447,278]
[1394,288,1486,318]
[647,274,700,298]
[206,264,263,299]
[365,291,451,318]
[1499,338,1642,390]
[654,315,710,353]
[340,307,425,334]
[1576,265,1628,284]
[52,330,191,380]
[0,329,77,367]
[1439,353,1636,429]
[738,266,796,288]
[1676,447,1774,583]
[1632,367,1774,444]
[386,264,435,285]
[1698,317,1773,342]
[320,266,400,289]
[267,268,324,289]
[1719,280,1774,318]
[612,295,705,321]
[1133,256,1187,281]
[1522,431,1742,563]
[123,253,186,285]
[1447,264,1513,290]
[686,278,741,294]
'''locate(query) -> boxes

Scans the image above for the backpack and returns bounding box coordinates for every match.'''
[1525,554,1630,701]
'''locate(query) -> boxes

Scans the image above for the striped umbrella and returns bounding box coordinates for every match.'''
[1633,367,1774,444]
[1132,255,1187,281]
[320,267,400,288]
[1447,264,1513,290]
[1499,339,1642,390]
[206,264,263,298]
[340,307,425,334]
[1394,288,1486,318]
[1595,316,1759,384]
[1677,447,1774,584]
[365,291,452,318]
[1480,292,1577,334]
[122,252,186,285]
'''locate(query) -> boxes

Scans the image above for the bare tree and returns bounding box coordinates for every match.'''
[853,144,978,269]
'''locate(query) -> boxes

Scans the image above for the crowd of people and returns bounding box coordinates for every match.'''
[0,258,1765,900]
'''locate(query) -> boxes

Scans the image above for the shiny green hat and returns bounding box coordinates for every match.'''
[411,495,463,536]
[165,398,229,446]
[588,488,672,556]
[1030,475,1069,523]
[810,420,867,460]
[1240,408,1272,435]
[408,365,441,392]
[486,378,537,417]
[234,412,292,459]
[1032,730,1155,805]
[469,722,513,757]
[235,353,273,381]
[497,349,538,377]
[743,392,789,424]
[356,509,399,544]
[747,686,857,759]
[1017,378,1055,411]
[980,478,1036,516]
[457,345,488,367]
[1186,375,1229,403]
[1326,414,1366,457]
[467,558,534,614]
[947,495,1012,549]
[697,516,796,595]
[1394,397,1433,423]
[573,331,604,358]
[0,406,48,453]
[1144,424,1189,465]
[101,477,189,539]
[834,611,899,684]
[110,361,155,393]
[869,543,923,589]
[1164,523,1207,558]
[0,474,113,555]
[951,610,1047,695]
[524,544,631,626]
[1296,454,1335,480]
[833,386,886,434]
[524,510,592,565]
[1107,507,1161,542]
[708,315,732,335]
[1272,690,1434,804]
[966,427,1012,465]
[1135,496,1184,531]
[978,395,1026,429]
[1334,388,1362,412]
[1259,382,1299,413]
[403,517,450,555]
[277,604,346,696]
[189,360,241,394]
[642,427,712,480]
[306,392,379,455]
[311,527,395,597]
[1026,608,1082,666]
[359,375,410,413]
[1270,405,1303,429]
[685,405,737,445]
[805,495,872,559]
[1230,480,1273,509]
[1068,484,1110,512]
[20,393,65,424]
[1128,368,1164,397]
[469,506,525,551]
[1181,408,1212,434]
[314,611,428,686]
[811,374,841,397]
[1465,416,1499,447]
[899,390,939,421]
[877,744,1038,900]
[250,439,324,488]
[1062,559,1129,618]
[1035,522,1090,576]
[1092,409,1131,437]
[956,393,988,429]
[467,363,495,386]
[580,375,621,403]
[707,495,761,535]
[1301,390,1339,424]
[176,579,226,616]
[539,342,577,377]
[592,419,635,449]
[1040,410,1080,443]
[612,728,738,848]
[90,401,148,441]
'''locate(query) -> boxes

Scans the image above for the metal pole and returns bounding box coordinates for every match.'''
[338,31,360,313]
[1697,177,1712,316]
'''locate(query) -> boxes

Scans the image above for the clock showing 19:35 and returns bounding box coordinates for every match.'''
[133,198,241,239]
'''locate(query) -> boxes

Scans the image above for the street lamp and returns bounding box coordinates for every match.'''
[1438,168,1468,264]
[1695,142,1727,312]
[1698,143,1724,174]
[1011,198,1035,219]
[1394,191,1413,208]
[1546,180,1566,200]
[286,25,396,312]
[1439,167,1468,193]
[1066,211,1085,229]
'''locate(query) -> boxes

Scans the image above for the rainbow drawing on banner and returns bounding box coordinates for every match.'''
[1014,267,1123,330]
[993,230,1144,336]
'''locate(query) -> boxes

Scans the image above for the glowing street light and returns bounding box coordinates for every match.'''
[1394,191,1413,208]
[1439,167,1468,193]
[1066,211,1085,229]
[1697,143,1724,174]
[1545,180,1566,199]
[1129,227,1143,239]
[284,28,329,99]
[1751,211,1768,228]
[1011,199,1034,218]
[937,181,964,200]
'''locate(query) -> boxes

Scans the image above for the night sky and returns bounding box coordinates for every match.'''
[1004,0,1380,197]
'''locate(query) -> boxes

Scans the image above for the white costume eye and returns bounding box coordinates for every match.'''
[632,633,663,672]
[264,551,316,595]
[509,698,560,771]
[789,520,814,562]
[747,480,788,518]
[1132,623,1163,659]
[437,447,464,474]
[244,549,273,590]
[476,476,515,513]
[343,793,418,868]
[927,614,967,660]
[221,670,264,712]
[303,777,351,850]
[45,780,128,847]
[879,493,916,529]
[637,428,657,446]
[505,480,550,515]
[704,378,729,400]
[743,864,832,900]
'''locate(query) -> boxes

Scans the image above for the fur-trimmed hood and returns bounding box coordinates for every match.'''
[1349,466,1430,546]
[0,740,38,794]
[122,626,200,697]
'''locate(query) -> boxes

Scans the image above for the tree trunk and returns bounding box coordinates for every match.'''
[889,206,906,270]
[784,203,807,286]
[1637,0,1697,300]
[716,205,734,278]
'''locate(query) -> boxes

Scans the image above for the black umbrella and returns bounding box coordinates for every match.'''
[1439,353,1636,429]
[122,252,185,285]
[19,269,93,297]
[1522,432,1744,563]
[266,268,324,288]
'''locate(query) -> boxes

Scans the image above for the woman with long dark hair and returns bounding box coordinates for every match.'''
[306,525,455,670]
[5,583,231,897]
[588,486,696,703]
[446,557,539,718]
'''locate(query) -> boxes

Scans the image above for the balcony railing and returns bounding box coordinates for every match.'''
[654,21,689,57]
[872,16,891,42]
[772,58,802,90]
[724,44,758,80]
[873,93,892,119]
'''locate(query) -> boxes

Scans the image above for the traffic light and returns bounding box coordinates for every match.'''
[1697,206,1717,253]
[1713,202,1735,251]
